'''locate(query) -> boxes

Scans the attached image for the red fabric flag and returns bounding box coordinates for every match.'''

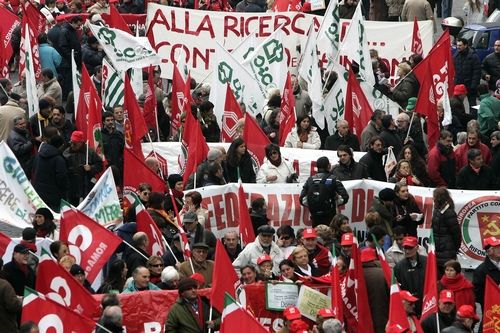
[178,224,191,260]
[144,66,158,135]
[86,69,106,161]
[22,288,97,332]
[19,2,44,80]
[237,184,255,246]
[483,276,500,333]
[170,65,186,138]
[222,83,244,142]
[344,69,373,140]
[279,72,297,147]
[133,194,167,257]
[386,271,411,333]
[220,294,269,333]
[123,147,166,193]
[421,232,439,320]
[35,254,100,319]
[411,17,423,56]
[372,234,392,286]
[76,65,92,138]
[59,203,123,284]
[103,6,133,34]
[331,250,344,325]
[124,74,148,159]
[243,113,271,165]
[0,7,20,78]
[413,63,440,148]
[273,0,302,12]
[210,240,239,312]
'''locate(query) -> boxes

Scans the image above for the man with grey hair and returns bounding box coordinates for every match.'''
[0,89,25,141]
[7,115,35,177]
[186,148,224,189]
[395,112,427,157]
[96,305,123,332]
[223,230,242,261]
[124,232,149,277]
[456,148,495,190]
[322,318,344,333]
[122,266,160,293]
[324,119,360,151]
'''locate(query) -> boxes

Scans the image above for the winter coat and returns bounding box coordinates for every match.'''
[454,141,492,171]
[432,205,461,269]
[233,240,285,276]
[482,52,500,91]
[441,321,472,333]
[360,121,382,152]
[478,93,500,137]
[38,43,62,76]
[123,247,148,277]
[439,273,475,310]
[58,22,81,68]
[391,73,420,108]
[0,101,25,141]
[392,196,423,237]
[385,0,405,17]
[427,143,457,188]
[369,0,388,20]
[82,44,105,76]
[490,145,500,185]
[386,242,427,268]
[368,197,395,236]
[226,153,256,183]
[0,278,22,332]
[178,260,214,287]
[363,260,390,333]
[339,2,356,18]
[52,119,75,145]
[456,164,496,190]
[7,127,34,177]
[472,256,500,308]
[121,281,160,293]
[450,96,471,130]
[32,143,68,211]
[165,296,221,333]
[284,129,321,149]
[256,160,294,184]
[101,128,124,174]
[453,48,482,91]
[147,209,179,244]
[359,149,386,181]
[331,160,368,181]
[380,128,403,157]
[2,261,36,296]
[421,310,456,333]
[394,254,427,315]
[324,131,360,151]
[401,0,433,21]
[308,244,332,276]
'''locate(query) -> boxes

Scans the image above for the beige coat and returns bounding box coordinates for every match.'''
[37,78,62,106]
[0,101,25,141]
[401,0,433,21]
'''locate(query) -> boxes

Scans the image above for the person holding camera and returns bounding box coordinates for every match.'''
[256,143,298,184]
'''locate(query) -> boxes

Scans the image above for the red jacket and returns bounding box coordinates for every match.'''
[454,142,492,171]
[439,274,476,310]
[308,244,332,276]
[427,145,457,187]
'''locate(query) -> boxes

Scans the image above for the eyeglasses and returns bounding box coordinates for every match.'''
[142,191,151,196]
[150,264,163,268]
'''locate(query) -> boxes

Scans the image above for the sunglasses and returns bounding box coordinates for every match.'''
[150,264,163,268]
[142,191,151,195]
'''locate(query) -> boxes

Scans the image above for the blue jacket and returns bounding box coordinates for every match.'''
[39,43,62,76]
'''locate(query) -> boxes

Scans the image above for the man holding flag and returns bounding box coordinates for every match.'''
[421,290,457,333]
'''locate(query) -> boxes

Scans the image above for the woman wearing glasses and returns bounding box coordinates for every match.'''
[256,143,297,184]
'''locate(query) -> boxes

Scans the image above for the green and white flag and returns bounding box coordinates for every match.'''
[24,23,39,118]
[317,0,341,68]
[101,58,125,109]
[323,61,348,134]
[130,25,144,99]
[222,293,241,320]
[71,49,81,116]
[88,23,162,72]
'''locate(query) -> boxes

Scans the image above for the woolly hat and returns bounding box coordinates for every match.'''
[453,84,467,96]
[161,266,179,283]
[35,207,54,220]
[22,227,37,241]
[406,97,417,111]
[70,264,85,276]
[70,131,85,143]
[379,188,396,201]
[39,98,51,110]
[178,278,198,294]
[167,174,183,189]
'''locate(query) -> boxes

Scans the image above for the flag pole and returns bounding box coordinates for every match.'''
[162,234,179,264]
[95,322,113,333]
[121,239,149,260]
[435,312,440,332]
[405,112,415,141]
[86,140,89,165]
[207,306,213,333]
[38,119,43,138]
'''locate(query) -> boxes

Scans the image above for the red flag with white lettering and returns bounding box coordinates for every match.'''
[411,17,423,56]
[243,113,271,165]
[421,232,438,320]
[0,7,20,78]
[59,201,122,284]
[19,2,44,80]
[124,74,148,159]
[413,63,440,148]
[76,65,93,139]
[237,184,255,246]
[222,83,244,143]
[279,72,296,147]
[344,69,373,140]
[22,287,97,332]
[331,248,344,325]
[35,251,100,319]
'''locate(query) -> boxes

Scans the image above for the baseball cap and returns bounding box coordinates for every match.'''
[360,248,377,263]
[341,233,354,246]
[402,236,418,248]
[483,236,500,249]
[302,228,317,239]
[13,244,29,254]
[439,289,455,303]
[283,306,302,320]
[457,305,479,321]
[257,254,272,265]
[70,130,85,143]
[399,290,418,302]
[317,308,336,318]
[183,211,198,223]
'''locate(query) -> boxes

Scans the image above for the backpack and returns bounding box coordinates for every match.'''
[306,173,335,214]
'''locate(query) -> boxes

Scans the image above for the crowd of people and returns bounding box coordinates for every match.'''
[0,0,500,332]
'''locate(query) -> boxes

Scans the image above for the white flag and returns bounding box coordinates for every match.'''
[384,146,397,181]
[442,81,452,127]
[101,58,125,109]
[24,23,39,118]
[130,25,144,99]
[317,0,341,67]
[88,23,162,71]
[324,61,348,134]
[71,49,80,117]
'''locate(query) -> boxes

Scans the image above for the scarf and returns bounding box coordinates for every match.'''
[269,155,282,167]
[396,173,414,185]
[440,273,471,291]
[171,188,184,199]
[150,208,179,228]
[298,131,309,143]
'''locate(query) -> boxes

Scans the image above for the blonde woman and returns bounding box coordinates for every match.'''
[291,246,320,277]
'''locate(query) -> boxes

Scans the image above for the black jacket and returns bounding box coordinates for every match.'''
[421,310,456,333]
[441,321,472,333]
[82,44,105,76]
[380,128,403,157]
[453,48,481,90]
[124,246,148,277]
[392,73,419,108]
[7,127,34,177]
[473,256,500,308]
[456,164,496,190]
[58,22,81,68]
[432,206,461,268]
[226,153,256,183]
[101,128,124,174]
[394,254,427,316]
[324,131,360,151]
[359,149,386,182]
[2,261,36,296]
[32,142,68,211]
[392,196,423,237]
[481,51,500,91]
[331,160,368,181]
[299,171,349,216]
[190,223,217,260]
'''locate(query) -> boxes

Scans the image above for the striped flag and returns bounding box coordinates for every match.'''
[101,58,125,109]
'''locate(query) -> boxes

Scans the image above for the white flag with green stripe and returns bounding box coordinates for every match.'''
[222,293,240,320]
[101,58,125,109]
[24,23,39,118]
[72,49,81,116]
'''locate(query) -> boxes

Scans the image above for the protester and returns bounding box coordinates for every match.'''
[256,143,296,184]
[301,228,332,276]
[389,159,423,186]
[389,62,419,109]
[178,243,214,287]
[164,173,184,216]
[442,305,479,333]
[49,240,69,261]
[427,130,457,188]
[438,260,475,311]
[359,136,386,181]
[70,264,95,294]
[421,289,457,333]
[361,109,385,151]
[330,145,368,181]
[386,226,427,268]
[0,258,22,332]
[32,207,58,240]
[315,308,336,333]
[157,266,180,290]
[284,114,321,149]
[454,38,482,110]
[122,266,160,293]
[240,265,259,285]
[225,137,256,183]
[97,259,128,294]
[146,255,165,286]
[324,119,360,151]
[223,231,242,262]
[397,144,432,186]
[181,210,216,258]
[278,306,303,333]
[2,244,36,296]
[37,68,63,105]
[249,197,270,236]
[392,182,424,237]
[399,290,424,332]
[147,192,179,244]
[472,236,500,311]
[368,188,396,242]
[456,148,496,189]
[124,232,149,276]
[95,305,123,333]
[379,114,403,157]
[455,129,492,171]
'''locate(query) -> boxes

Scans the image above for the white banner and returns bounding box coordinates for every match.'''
[146,5,433,81]
[77,168,122,226]
[0,142,51,230]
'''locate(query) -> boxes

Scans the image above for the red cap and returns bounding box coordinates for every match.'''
[257,254,272,265]
[483,236,500,249]
[283,306,302,320]
[360,248,377,263]
[457,305,479,321]
[439,289,455,303]
[302,228,317,239]
[399,290,418,302]
[453,84,468,96]
[70,130,85,143]
[190,273,205,286]
[317,308,336,318]
[341,233,354,246]
[402,236,418,248]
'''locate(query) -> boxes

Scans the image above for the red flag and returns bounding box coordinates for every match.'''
[0,231,16,262]
[372,234,392,286]
[35,253,100,318]
[344,69,373,140]
[273,0,302,12]
[133,194,167,257]
[170,65,186,138]
[210,240,239,312]
[222,83,244,143]
[243,113,271,165]
[0,7,20,78]
[386,271,411,333]
[411,17,423,56]
[103,6,133,34]
[483,276,500,333]
[59,202,123,283]
[19,2,44,80]
[420,232,438,320]
[144,66,158,135]
[86,67,106,161]
[279,72,296,147]
[123,147,166,193]
[413,63,440,148]
[220,293,269,333]
[22,288,96,332]
[124,74,149,159]
[178,225,191,260]
[76,65,92,138]
[331,249,344,325]
[237,184,255,246]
